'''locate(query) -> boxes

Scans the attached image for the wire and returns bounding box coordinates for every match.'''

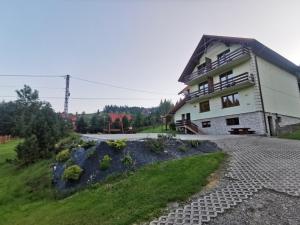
[0,85,64,90]
[71,76,177,96]
[0,96,158,101]
[0,74,65,78]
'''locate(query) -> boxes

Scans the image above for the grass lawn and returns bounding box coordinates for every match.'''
[279,130,300,140]
[139,124,174,133]
[0,140,224,225]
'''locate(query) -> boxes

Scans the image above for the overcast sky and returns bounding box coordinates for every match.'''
[0,0,299,113]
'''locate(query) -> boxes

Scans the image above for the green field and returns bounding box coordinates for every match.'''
[0,140,224,225]
[279,129,300,140]
[138,124,174,133]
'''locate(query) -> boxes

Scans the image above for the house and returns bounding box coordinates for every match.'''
[104,113,133,133]
[171,35,300,136]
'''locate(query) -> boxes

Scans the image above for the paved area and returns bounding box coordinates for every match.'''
[149,136,300,225]
[82,133,239,141]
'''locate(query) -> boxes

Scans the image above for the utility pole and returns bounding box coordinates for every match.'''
[64,74,70,116]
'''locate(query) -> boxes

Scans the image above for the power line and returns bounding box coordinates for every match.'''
[0,74,65,78]
[0,95,158,101]
[71,76,177,96]
[0,85,64,90]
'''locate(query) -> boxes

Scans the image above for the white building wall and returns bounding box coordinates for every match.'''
[174,86,257,122]
[257,57,300,118]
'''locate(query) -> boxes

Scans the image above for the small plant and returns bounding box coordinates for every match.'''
[99,155,112,170]
[65,158,75,167]
[107,139,127,151]
[82,140,97,149]
[178,144,189,152]
[63,165,83,181]
[146,138,165,153]
[86,148,97,158]
[121,152,134,168]
[56,149,71,162]
[189,140,202,148]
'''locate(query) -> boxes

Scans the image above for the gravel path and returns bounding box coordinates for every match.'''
[149,136,300,225]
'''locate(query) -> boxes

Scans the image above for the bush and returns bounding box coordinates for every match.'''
[82,140,97,149]
[169,122,176,131]
[107,139,127,151]
[178,144,189,152]
[188,140,202,148]
[99,155,112,170]
[16,135,40,165]
[56,149,71,162]
[65,158,75,167]
[121,152,134,168]
[63,165,83,181]
[145,138,165,153]
[86,148,97,158]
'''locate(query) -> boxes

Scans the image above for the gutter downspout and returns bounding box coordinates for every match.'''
[254,55,268,134]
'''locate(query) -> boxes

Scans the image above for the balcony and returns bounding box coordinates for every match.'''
[183,47,251,84]
[187,72,255,103]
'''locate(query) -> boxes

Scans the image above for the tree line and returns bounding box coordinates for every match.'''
[75,99,174,133]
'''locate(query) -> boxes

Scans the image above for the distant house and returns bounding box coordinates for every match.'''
[170,35,300,136]
[104,113,133,133]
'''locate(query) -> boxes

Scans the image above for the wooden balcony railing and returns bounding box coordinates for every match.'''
[183,47,250,83]
[187,72,254,101]
[175,119,199,133]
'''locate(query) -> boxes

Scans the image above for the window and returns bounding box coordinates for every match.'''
[219,70,234,89]
[198,81,208,94]
[197,62,206,73]
[202,121,211,128]
[199,101,210,113]
[222,93,240,108]
[226,117,239,126]
[217,49,230,63]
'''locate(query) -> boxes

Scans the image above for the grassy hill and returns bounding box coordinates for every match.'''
[0,140,224,225]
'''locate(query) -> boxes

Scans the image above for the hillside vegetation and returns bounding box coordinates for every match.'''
[0,140,224,225]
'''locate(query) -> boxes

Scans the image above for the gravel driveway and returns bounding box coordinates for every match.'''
[149,136,300,225]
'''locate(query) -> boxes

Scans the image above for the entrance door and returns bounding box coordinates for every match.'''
[186,113,191,121]
[267,116,274,136]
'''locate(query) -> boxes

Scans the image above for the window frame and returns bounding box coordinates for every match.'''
[226,117,240,126]
[199,100,210,113]
[198,81,209,95]
[221,93,240,108]
[217,49,230,63]
[202,121,211,128]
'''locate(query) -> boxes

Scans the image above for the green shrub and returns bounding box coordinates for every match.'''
[56,149,71,162]
[86,148,97,158]
[107,139,127,151]
[121,152,134,168]
[63,165,83,181]
[145,138,165,153]
[169,122,176,131]
[178,144,189,152]
[189,140,202,148]
[82,140,97,149]
[65,158,75,167]
[99,155,112,170]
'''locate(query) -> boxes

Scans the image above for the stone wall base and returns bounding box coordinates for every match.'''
[193,111,266,135]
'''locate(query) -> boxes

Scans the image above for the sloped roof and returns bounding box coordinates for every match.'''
[179,35,300,82]
[108,113,132,122]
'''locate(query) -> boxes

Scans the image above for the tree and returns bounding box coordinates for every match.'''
[76,116,88,133]
[12,85,71,165]
[122,116,130,129]
[89,114,101,133]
